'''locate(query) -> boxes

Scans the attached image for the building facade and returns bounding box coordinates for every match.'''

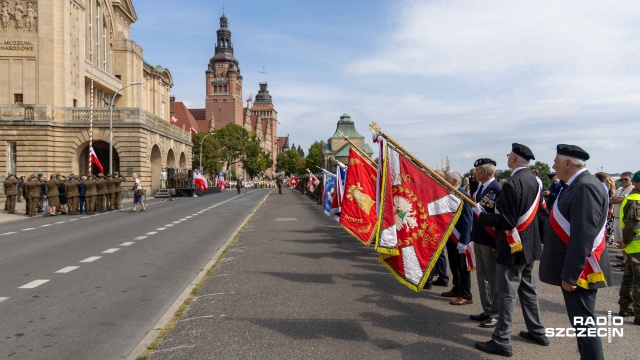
[0,0,191,193]
[322,113,374,170]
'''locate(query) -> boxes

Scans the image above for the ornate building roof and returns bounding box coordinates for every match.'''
[330,113,364,139]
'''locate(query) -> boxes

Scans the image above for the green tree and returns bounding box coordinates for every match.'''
[495,169,512,181]
[215,123,251,172]
[276,148,305,175]
[529,161,552,189]
[297,145,305,157]
[243,133,274,179]
[305,140,325,172]
[191,131,221,174]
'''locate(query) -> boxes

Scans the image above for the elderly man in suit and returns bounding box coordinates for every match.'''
[468,158,502,328]
[540,144,611,360]
[474,143,548,357]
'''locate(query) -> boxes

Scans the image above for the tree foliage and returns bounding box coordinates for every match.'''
[191,131,221,174]
[495,169,512,181]
[529,161,552,189]
[215,123,251,171]
[243,133,273,179]
[305,140,325,172]
[297,145,305,157]
[276,148,305,175]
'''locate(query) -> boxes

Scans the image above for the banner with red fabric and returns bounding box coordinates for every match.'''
[339,148,378,246]
[375,143,463,291]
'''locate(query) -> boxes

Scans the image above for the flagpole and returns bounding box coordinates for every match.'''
[89,38,94,174]
[368,122,476,207]
[341,137,378,168]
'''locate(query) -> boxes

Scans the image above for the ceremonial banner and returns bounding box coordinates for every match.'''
[290,175,299,188]
[339,148,378,245]
[330,166,347,221]
[375,144,463,291]
[322,170,337,216]
[307,171,320,192]
[194,172,208,191]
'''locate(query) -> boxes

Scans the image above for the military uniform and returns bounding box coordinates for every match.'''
[104,174,114,211]
[25,175,44,216]
[95,174,106,212]
[3,173,22,214]
[113,173,126,210]
[236,179,241,194]
[618,183,640,323]
[83,176,97,215]
[45,176,62,211]
[66,175,81,215]
[276,176,283,194]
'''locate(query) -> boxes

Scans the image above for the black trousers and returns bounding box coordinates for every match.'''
[446,240,472,299]
[562,287,604,360]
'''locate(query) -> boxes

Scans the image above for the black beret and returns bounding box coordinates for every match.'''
[512,143,535,161]
[556,144,589,161]
[547,172,557,179]
[474,158,496,167]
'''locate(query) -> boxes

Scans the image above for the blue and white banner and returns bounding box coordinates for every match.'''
[322,170,337,216]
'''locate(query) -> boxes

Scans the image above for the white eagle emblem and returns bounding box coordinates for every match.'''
[393,195,418,231]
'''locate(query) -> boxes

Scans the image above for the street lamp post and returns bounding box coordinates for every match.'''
[109,81,142,174]
[199,132,216,172]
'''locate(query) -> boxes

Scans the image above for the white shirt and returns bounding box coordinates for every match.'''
[613,186,634,217]
[474,177,496,200]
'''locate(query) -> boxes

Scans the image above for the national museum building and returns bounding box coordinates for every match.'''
[0,0,192,192]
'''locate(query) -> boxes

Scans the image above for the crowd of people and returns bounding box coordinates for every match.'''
[3,172,135,217]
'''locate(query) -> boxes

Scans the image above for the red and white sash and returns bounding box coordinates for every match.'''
[451,228,476,271]
[496,185,541,253]
[549,200,607,289]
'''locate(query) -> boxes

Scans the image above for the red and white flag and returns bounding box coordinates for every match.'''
[170,115,178,124]
[290,175,299,187]
[375,143,463,292]
[246,93,252,103]
[89,146,104,174]
[193,172,208,191]
[189,127,198,134]
[307,170,320,192]
[217,176,226,191]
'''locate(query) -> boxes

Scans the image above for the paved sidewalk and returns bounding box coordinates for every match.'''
[147,189,636,360]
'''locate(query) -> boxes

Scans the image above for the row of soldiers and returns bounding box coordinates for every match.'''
[3,172,128,217]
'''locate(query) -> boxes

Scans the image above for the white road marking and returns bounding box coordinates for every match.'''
[55,266,80,274]
[134,236,147,240]
[191,214,198,216]
[156,228,166,231]
[55,221,66,224]
[146,232,157,235]
[119,242,135,246]
[82,216,90,219]
[102,248,120,254]
[80,256,101,263]
[165,224,174,227]
[68,219,78,222]
[1,232,17,235]
[180,218,187,221]
[0,297,9,303]
[172,221,181,224]
[39,224,53,227]
[180,315,215,322]
[22,228,36,231]
[185,216,192,219]
[19,280,50,289]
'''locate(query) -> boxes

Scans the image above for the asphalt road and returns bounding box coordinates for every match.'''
[149,189,639,360]
[0,189,269,360]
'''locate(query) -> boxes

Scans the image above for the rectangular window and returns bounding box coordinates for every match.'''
[14,94,23,104]
[7,141,17,175]
[161,102,165,118]
[73,99,78,107]
[96,4,100,65]
[103,25,107,70]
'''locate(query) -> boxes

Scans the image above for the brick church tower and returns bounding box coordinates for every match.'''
[205,13,243,129]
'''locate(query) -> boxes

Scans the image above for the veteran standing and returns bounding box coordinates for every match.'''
[474,144,547,357]
[83,175,97,215]
[95,173,106,212]
[45,174,62,216]
[66,174,81,215]
[540,144,611,360]
[105,174,114,211]
[25,174,44,217]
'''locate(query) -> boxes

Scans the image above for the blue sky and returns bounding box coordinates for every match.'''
[132,0,640,174]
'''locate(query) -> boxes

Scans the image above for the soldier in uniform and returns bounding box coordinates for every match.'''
[37,173,45,213]
[276,175,283,194]
[25,174,44,217]
[104,174,114,211]
[236,178,242,194]
[45,174,62,216]
[83,174,97,215]
[3,172,22,214]
[95,173,106,212]
[65,174,81,215]
[113,172,126,210]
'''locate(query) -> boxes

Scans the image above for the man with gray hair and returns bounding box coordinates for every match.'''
[441,170,474,305]
[540,144,611,360]
[475,143,547,357]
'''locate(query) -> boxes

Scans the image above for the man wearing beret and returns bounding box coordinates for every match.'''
[468,158,502,328]
[474,143,547,357]
[540,144,611,360]
[617,170,640,326]
[3,172,22,214]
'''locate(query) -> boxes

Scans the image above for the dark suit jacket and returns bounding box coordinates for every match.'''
[472,178,502,247]
[539,170,611,288]
[478,169,543,265]
[453,187,473,245]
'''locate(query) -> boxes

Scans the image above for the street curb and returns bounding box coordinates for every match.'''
[125,192,271,360]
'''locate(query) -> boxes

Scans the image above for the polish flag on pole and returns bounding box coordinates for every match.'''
[89,146,104,174]
[246,93,252,103]
[193,172,208,191]
[189,127,198,134]
[170,115,178,124]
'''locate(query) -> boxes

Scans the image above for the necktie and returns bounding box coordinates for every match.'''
[476,185,484,201]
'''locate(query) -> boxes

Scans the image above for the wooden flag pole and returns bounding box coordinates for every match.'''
[342,136,378,168]
[368,122,476,207]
